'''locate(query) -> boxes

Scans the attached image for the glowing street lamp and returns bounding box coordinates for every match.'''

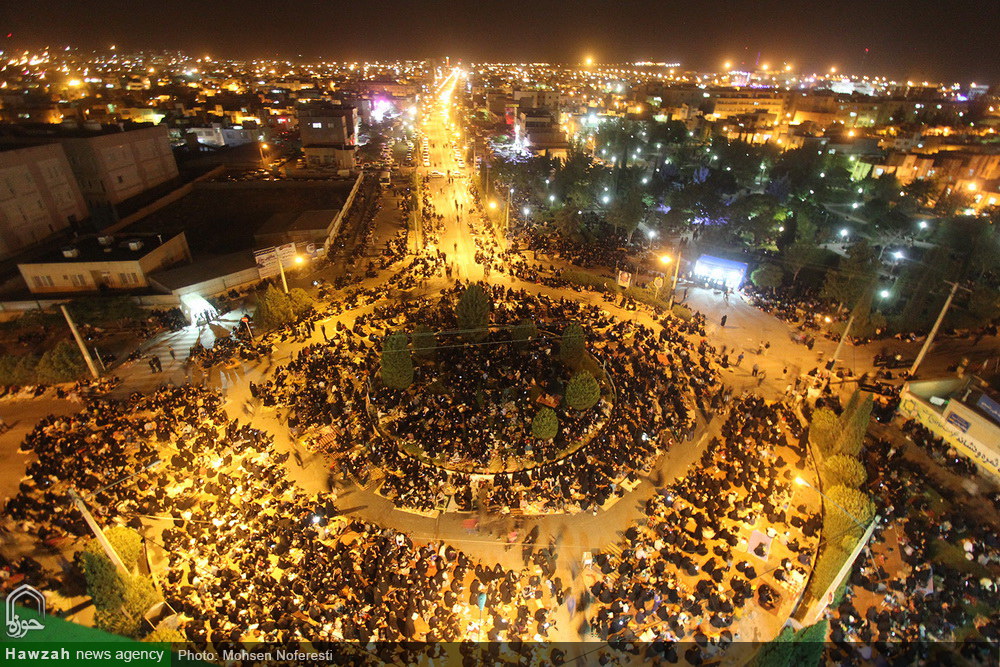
[879,289,891,299]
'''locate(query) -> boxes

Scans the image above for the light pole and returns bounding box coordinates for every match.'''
[61,305,100,379]
[68,459,162,573]
[660,252,682,309]
[908,281,970,378]
[275,250,303,294]
[258,142,269,167]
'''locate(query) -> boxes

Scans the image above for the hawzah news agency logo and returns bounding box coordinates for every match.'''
[5,584,46,638]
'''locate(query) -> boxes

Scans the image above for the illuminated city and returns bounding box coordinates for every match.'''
[0,4,997,666]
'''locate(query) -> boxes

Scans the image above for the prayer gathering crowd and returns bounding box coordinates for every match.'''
[587,396,820,655]
[1,384,573,659]
[252,281,722,516]
[1,168,995,662]
[826,430,999,665]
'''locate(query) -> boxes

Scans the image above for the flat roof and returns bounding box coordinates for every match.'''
[149,251,256,291]
[22,233,179,264]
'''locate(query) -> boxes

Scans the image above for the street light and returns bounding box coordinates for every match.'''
[839,228,849,238]
[879,289,891,299]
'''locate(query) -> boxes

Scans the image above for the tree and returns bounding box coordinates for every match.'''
[825,484,876,541]
[834,390,872,456]
[553,206,582,238]
[512,318,538,345]
[411,325,437,360]
[784,240,824,283]
[94,573,161,639]
[35,341,87,384]
[531,406,559,440]
[606,186,646,240]
[564,371,601,411]
[379,332,413,390]
[750,263,784,292]
[823,454,868,488]
[79,550,125,610]
[559,322,585,366]
[808,407,839,454]
[833,280,886,341]
[84,527,143,571]
[254,284,294,329]
[821,241,878,310]
[456,283,491,341]
[287,288,314,318]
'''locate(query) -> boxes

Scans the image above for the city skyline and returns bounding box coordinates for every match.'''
[4,0,998,82]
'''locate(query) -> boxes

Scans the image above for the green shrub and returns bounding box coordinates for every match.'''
[823,454,867,488]
[564,371,601,411]
[35,341,87,384]
[94,574,161,639]
[84,526,143,570]
[808,407,839,455]
[456,283,491,341]
[825,484,876,541]
[79,550,125,611]
[559,322,585,366]
[380,332,413,390]
[0,354,39,385]
[671,304,693,321]
[531,406,558,440]
[143,627,185,643]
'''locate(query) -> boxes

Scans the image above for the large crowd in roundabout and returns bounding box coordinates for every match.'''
[4,211,996,663]
[253,282,717,515]
[0,271,833,663]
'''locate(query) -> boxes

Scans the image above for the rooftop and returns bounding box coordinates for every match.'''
[23,233,179,264]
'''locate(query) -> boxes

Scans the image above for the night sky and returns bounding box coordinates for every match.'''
[4,0,998,82]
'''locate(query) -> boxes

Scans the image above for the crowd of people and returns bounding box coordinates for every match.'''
[254,281,722,515]
[827,432,999,664]
[372,332,612,473]
[586,395,819,655]
[0,384,575,657]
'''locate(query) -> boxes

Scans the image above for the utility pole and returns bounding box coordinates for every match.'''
[61,305,100,379]
[68,489,128,573]
[666,252,683,309]
[908,281,969,378]
[828,311,856,371]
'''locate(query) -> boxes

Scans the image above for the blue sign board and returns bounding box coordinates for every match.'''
[976,393,1000,426]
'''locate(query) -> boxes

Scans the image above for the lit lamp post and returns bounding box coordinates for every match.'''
[277,251,304,294]
[259,142,269,167]
[660,252,682,309]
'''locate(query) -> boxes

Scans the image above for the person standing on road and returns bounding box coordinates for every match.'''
[720,314,728,327]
